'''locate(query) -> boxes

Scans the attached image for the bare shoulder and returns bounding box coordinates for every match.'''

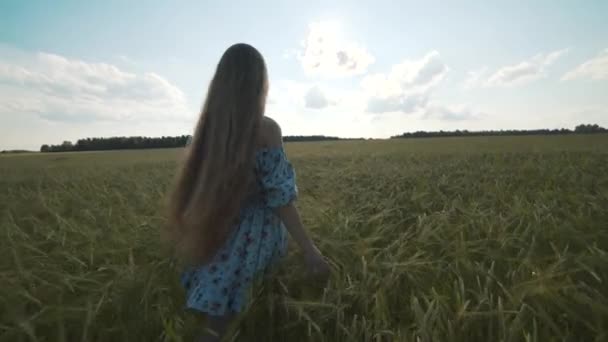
[259,116,283,148]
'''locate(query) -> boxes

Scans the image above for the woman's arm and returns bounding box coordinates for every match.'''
[261,117,330,276]
[277,203,317,255]
[277,202,330,277]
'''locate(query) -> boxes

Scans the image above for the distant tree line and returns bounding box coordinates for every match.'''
[391,124,607,139]
[39,135,361,152]
[283,135,364,142]
[36,124,607,152]
[0,150,34,154]
[40,136,192,152]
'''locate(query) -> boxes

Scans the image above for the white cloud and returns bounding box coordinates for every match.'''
[485,49,568,87]
[361,51,448,114]
[299,21,375,77]
[365,93,429,114]
[462,67,488,90]
[304,85,334,109]
[562,49,608,81]
[355,51,486,123]
[267,79,309,108]
[424,104,484,121]
[0,51,190,123]
[268,80,347,112]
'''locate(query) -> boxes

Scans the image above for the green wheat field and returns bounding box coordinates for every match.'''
[1,135,608,342]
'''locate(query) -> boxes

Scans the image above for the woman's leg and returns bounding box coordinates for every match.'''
[197,313,235,342]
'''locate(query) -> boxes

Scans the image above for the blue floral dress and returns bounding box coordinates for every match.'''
[180,146,297,316]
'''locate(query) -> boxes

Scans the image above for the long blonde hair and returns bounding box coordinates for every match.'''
[167,43,268,265]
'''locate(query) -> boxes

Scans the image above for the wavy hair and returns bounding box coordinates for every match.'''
[166,43,268,265]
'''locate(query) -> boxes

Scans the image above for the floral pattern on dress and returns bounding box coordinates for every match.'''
[180,146,297,316]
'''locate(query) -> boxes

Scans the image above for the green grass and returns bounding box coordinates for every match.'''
[1,134,608,341]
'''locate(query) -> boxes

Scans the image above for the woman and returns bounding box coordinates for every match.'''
[166,43,330,341]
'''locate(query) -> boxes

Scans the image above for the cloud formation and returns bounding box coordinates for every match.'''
[424,104,483,121]
[299,21,374,77]
[361,51,448,114]
[0,51,189,122]
[304,85,332,109]
[462,67,488,90]
[562,49,608,81]
[484,49,568,87]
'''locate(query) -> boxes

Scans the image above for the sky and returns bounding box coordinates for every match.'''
[1,0,607,150]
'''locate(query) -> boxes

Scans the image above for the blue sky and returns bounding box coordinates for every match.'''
[1,0,607,150]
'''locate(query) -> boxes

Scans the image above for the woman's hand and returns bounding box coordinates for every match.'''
[276,203,331,280]
[304,247,331,280]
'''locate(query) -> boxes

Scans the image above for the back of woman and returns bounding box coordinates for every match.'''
[166,43,330,341]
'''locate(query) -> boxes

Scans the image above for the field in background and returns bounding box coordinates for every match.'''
[1,135,608,341]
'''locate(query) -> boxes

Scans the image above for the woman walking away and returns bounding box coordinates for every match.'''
[166,43,330,341]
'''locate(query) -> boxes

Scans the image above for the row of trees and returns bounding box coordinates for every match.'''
[39,135,357,152]
[0,150,33,154]
[283,135,363,142]
[392,124,607,139]
[37,124,608,152]
[40,136,192,152]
